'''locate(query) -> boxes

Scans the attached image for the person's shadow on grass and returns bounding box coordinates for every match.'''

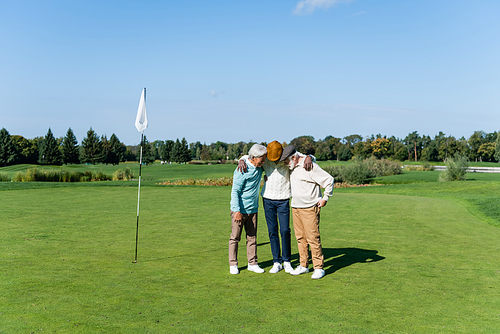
[257,245,384,274]
[322,248,385,275]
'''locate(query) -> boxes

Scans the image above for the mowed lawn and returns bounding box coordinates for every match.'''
[2,172,500,333]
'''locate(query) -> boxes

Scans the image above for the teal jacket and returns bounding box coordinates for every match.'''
[230,161,263,214]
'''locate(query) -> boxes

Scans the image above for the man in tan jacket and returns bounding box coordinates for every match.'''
[280,145,334,279]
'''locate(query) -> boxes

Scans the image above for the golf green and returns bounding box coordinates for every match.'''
[2,185,500,333]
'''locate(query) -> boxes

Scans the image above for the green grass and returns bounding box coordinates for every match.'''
[2,163,500,332]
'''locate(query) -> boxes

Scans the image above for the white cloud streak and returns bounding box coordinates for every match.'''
[293,0,354,15]
[350,11,367,17]
[210,90,225,98]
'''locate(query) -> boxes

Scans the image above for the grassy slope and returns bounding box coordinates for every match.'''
[2,163,500,332]
[1,187,500,332]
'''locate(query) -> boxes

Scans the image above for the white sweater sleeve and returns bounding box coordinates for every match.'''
[311,164,334,201]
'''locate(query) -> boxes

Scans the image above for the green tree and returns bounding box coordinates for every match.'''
[343,134,363,147]
[371,137,391,159]
[80,127,105,165]
[151,140,163,160]
[337,145,352,161]
[39,128,62,165]
[484,131,497,143]
[11,135,38,164]
[477,142,495,162]
[101,135,111,164]
[171,139,182,163]
[140,136,155,164]
[179,137,191,163]
[393,143,408,161]
[494,133,500,162]
[456,136,469,156]
[169,138,190,163]
[189,141,202,160]
[290,135,315,155]
[324,136,341,161]
[314,140,333,160]
[404,131,422,161]
[124,147,137,162]
[226,143,242,160]
[438,136,459,162]
[108,133,124,165]
[0,128,18,166]
[352,141,364,158]
[62,128,80,164]
[200,144,210,161]
[421,142,439,161]
[468,130,486,162]
[161,140,174,162]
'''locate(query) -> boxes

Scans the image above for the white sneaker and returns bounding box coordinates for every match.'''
[247,264,265,273]
[269,262,282,274]
[283,261,293,273]
[311,268,325,279]
[230,265,239,275]
[290,265,309,276]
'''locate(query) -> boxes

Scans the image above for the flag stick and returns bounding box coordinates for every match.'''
[133,132,143,263]
[133,87,147,263]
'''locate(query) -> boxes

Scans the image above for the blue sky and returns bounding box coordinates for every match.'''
[1,0,499,145]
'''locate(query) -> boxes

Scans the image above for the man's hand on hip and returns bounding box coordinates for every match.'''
[317,200,327,208]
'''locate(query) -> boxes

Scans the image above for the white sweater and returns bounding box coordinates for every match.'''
[260,159,291,200]
[290,159,334,208]
[242,156,291,200]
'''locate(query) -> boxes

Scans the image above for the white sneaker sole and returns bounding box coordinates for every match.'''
[290,270,309,276]
[311,270,325,279]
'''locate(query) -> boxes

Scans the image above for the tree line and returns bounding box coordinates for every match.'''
[0,127,194,167]
[155,130,500,164]
[0,127,125,166]
[1,127,500,167]
[299,131,500,163]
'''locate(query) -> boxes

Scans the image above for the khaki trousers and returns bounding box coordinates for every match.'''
[228,211,258,266]
[292,206,324,269]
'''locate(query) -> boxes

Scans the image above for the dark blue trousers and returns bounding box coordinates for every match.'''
[263,198,291,263]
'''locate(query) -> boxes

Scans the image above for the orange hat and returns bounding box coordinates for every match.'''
[267,141,283,162]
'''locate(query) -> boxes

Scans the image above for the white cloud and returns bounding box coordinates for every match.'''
[350,10,367,17]
[293,0,354,15]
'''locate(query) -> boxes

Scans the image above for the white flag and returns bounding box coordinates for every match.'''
[135,88,148,132]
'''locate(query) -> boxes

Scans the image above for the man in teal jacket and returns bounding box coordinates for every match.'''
[229,144,267,275]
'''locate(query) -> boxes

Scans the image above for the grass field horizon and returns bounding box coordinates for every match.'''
[2,162,500,332]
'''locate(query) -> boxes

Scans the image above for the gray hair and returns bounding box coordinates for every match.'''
[287,151,302,170]
[248,144,267,159]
